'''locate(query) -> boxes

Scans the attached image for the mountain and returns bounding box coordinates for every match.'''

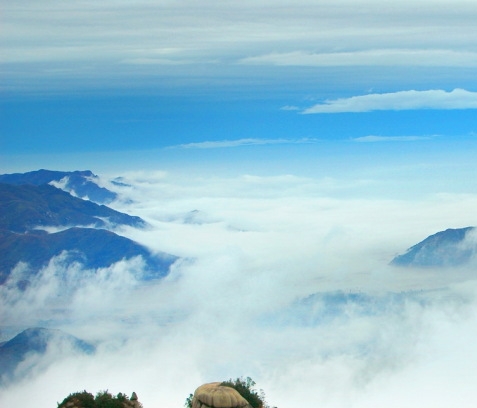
[0,169,117,204]
[0,327,94,384]
[0,228,175,285]
[0,183,144,232]
[0,182,176,285]
[391,227,476,267]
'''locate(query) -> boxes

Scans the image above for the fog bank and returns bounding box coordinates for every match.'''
[2,172,477,408]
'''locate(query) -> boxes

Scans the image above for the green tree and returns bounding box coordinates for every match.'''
[184,393,194,408]
[57,391,95,408]
[95,390,124,408]
[57,390,142,408]
[220,377,266,408]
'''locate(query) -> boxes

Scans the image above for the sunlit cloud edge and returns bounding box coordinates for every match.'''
[301,88,477,114]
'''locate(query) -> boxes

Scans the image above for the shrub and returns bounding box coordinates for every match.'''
[57,390,141,408]
[220,377,265,408]
[57,391,95,408]
[94,391,125,408]
[184,393,194,408]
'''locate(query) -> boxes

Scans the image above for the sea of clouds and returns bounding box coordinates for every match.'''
[1,171,477,408]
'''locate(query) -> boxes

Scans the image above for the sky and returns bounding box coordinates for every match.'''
[1,0,477,177]
[2,1,477,407]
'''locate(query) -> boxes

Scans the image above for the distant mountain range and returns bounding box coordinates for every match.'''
[0,227,175,285]
[391,227,476,267]
[0,327,94,384]
[0,182,143,233]
[262,290,428,327]
[0,170,177,286]
[0,169,118,204]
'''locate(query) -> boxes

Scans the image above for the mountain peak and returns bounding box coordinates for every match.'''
[0,327,95,384]
[391,226,476,267]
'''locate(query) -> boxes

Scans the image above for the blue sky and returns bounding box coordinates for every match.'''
[1,0,477,182]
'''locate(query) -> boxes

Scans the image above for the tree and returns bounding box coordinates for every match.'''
[220,377,266,408]
[57,391,95,408]
[184,393,194,408]
[57,390,142,408]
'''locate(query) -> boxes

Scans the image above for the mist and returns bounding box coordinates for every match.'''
[1,170,477,408]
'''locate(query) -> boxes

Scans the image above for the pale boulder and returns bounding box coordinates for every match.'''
[192,382,253,408]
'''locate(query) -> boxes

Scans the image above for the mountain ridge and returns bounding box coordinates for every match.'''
[0,182,144,233]
[0,169,117,204]
[0,327,94,384]
[0,227,174,285]
[391,226,476,267]
[0,175,176,286]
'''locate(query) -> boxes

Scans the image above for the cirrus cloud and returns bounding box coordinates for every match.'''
[240,49,477,68]
[302,88,477,114]
[171,138,319,149]
[352,135,434,142]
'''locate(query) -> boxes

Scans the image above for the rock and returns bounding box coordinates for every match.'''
[192,382,252,408]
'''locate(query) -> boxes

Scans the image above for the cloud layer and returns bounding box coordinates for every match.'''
[2,172,477,408]
[241,49,477,67]
[2,1,477,91]
[302,89,477,113]
[172,138,319,149]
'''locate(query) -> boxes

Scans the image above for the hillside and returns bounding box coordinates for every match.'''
[0,183,144,232]
[0,228,174,285]
[391,227,476,267]
[0,180,176,285]
[0,169,117,204]
[0,328,94,384]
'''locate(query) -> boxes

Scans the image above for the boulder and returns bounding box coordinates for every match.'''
[192,382,252,408]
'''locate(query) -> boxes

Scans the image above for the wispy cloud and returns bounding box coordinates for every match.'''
[280,105,301,111]
[171,138,319,149]
[302,89,477,114]
[353,135,433,142]
[240,49,477,67]
[3,2,477,92]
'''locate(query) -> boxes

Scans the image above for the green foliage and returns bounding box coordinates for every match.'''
[57,390,141,408]
[220,377,265,408]
[184,393,194,408]
[57,390,95,408]
[116,393,128,402]
[95,390,125,408]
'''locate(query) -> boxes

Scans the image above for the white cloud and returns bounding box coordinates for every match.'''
[171,138,319,149]
[240,49,477,67]
[3,1,477,91]
[280,105,300,111]
[3,171,477,408]
[302,88,477,114]
[353,135,433,142]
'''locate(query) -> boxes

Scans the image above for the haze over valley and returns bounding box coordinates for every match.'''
[1,168,477,407]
